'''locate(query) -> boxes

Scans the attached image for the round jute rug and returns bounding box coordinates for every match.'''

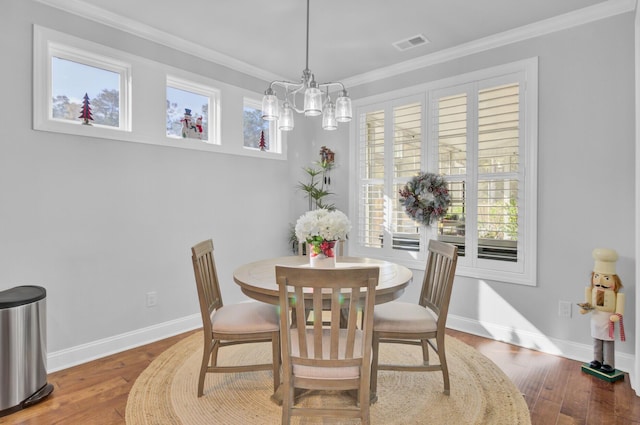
[126,332,530,425]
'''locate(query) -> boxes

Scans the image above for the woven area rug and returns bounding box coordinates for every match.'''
[126,331,530,424]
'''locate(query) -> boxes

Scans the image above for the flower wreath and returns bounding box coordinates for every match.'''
[399,172,451,226]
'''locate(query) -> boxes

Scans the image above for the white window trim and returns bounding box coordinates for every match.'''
[33,25,287,161]
[166,75,221,145]
[350,94,428,269]
[349,57,538,286]
[34,25,132,138]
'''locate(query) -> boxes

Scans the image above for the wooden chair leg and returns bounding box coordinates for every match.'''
[360,388,370,425]
[436,335,450,395]
[421,338,430,365]
[370,333,380,398]
[281,377,293,425]
[272,331,281,391]
[198,337,213,397]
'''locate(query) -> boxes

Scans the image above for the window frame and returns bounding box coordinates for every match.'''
[349,58,538,286]
[351,94,427,266]
[33,25,287,160]
[34,26,132,138]
[166,75,220,145]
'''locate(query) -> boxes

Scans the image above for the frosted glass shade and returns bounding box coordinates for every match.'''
[262,93,279,121]
[322,102,337,130]
[304,87,322,116]
[335,94,352,122]
[279,102,294,131]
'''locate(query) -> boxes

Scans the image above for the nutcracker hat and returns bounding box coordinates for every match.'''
[592,248,618,275]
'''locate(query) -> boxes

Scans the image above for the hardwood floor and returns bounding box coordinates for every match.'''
[448,329,640,425]
[2,329,639,425]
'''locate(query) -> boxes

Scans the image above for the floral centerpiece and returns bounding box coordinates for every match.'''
[295,209,351,266]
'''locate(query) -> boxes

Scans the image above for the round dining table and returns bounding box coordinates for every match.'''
[233,255,413,405]
[233,255,413,305]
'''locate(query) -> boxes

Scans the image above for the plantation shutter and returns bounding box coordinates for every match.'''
[477,83,519,262]
[391,102,422,251]
[358,109,385,248]
[352,58,536,284]
[357,98,423,253]
[437,92,468,257]
[435,82,520,263]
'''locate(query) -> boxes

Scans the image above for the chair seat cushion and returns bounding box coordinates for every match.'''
[373,302,438,333]
[211,302,279,333]
[290,329,363,380]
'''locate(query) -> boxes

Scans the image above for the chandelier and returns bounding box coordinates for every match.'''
[261,0,352,131]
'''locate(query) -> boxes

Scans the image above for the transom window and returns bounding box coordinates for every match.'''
[51,57,121,128]
[33,25,285,160]
[34,26,131,137]
[166,76,219,144]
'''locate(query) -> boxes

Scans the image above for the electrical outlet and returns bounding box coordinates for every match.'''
[558,300,571,318]
[146,291,158,308]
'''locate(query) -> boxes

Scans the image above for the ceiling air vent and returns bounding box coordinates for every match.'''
[393,34,430,51]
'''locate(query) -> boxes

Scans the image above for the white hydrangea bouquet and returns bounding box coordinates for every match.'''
[295,209,351,258]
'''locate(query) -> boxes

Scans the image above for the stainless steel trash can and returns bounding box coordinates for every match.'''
[0,285,54,417]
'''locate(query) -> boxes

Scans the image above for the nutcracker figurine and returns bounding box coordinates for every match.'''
[579,248,625,380]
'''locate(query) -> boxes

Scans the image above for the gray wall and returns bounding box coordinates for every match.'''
[0,1,293,360]
[346,13,637,365]
[0,0,635,373]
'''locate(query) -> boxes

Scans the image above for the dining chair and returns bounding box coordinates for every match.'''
[276,265,379,425]
[370,239,458,399]
[191,239,280,397]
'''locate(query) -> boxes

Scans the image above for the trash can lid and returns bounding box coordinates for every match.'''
[0,285,46,309]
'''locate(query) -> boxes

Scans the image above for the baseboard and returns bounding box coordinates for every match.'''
[47,312,634,379]
[447,314,635,373]
[47,313,202,372]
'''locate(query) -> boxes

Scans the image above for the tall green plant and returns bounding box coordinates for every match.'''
[297,161,335,211]
[290,160,336,253]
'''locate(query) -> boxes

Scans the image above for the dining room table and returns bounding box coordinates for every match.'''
[233,255,413,306]
[233,255,413,405]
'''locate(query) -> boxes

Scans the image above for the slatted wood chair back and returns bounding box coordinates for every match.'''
[191,239,223,335]
[276,265,379,423]
[419,239,459,328]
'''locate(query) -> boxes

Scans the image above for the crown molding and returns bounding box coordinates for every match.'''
[342,0,637,88]
[36,0,636,88]
[34,0,284,83]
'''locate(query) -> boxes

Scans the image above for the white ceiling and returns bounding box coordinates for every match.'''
[46,0,627,84]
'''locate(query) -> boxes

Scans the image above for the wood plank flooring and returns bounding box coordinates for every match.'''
[2,328,638,424]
